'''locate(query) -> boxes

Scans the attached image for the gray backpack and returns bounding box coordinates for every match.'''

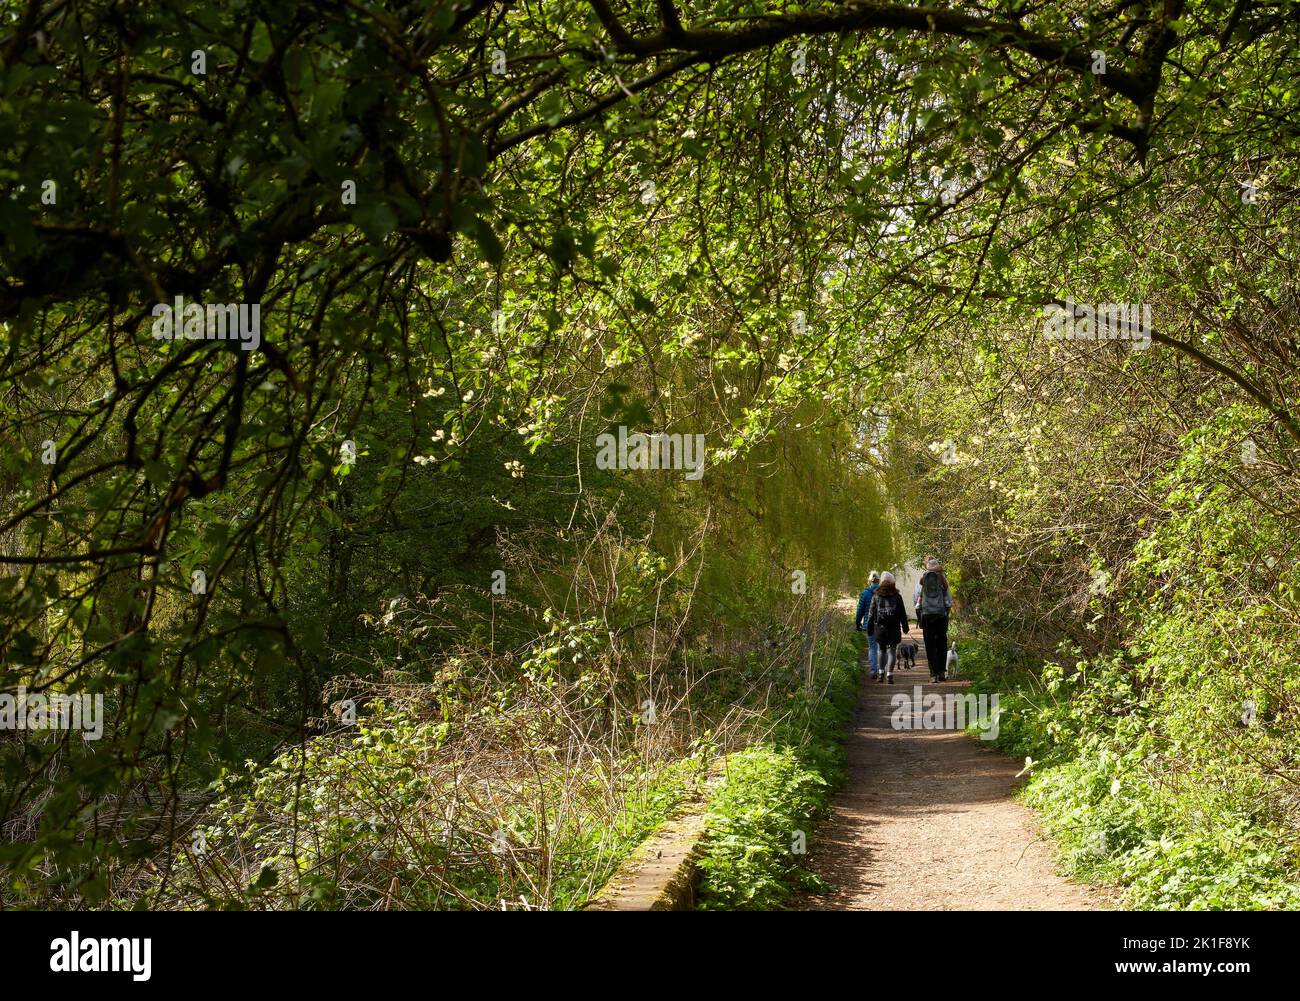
[919,571,947,616]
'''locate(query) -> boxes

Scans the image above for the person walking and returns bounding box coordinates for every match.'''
[866,571,909,684]
[913,557,953,681]
[855,570,881,678]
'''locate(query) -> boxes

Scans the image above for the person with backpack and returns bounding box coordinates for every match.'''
[866,571,909,684]
[854,570,881,678]
[913,557,953,681]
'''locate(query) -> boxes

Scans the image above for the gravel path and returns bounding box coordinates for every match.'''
[800,622,1106,911]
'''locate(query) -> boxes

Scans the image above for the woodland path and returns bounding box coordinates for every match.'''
[799,619,1107,910]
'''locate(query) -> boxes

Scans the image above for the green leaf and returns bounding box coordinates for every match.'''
[351,201,398,243]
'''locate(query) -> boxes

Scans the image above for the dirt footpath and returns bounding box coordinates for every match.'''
[800,622,1106,910]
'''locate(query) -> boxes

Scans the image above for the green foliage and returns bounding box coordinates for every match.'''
[148,698,703,911]
[5,0,1300,911]
[696,745,829,909]
[960,633,1300,911]
[696,636,859,910]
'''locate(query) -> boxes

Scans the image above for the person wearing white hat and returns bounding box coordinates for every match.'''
[913,557,954,681]
[865,571,910,684]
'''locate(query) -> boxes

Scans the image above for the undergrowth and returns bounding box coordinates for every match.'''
[960,631,1300,910]
[695,629,861,910]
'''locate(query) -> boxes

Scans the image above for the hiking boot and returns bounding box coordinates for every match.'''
[887,674,894,684]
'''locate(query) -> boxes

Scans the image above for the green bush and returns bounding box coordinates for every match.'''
[960,630,1300,910]
[695,637,859,909]
[139,700,702,911]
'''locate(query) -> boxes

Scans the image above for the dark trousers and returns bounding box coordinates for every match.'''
[921,613,949,678]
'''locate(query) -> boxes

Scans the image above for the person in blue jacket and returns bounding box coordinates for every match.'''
[855,570,881,678]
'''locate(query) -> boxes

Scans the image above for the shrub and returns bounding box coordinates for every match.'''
[696,636,859,909]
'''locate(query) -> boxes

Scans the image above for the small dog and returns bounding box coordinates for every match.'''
[898,639,918,670]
